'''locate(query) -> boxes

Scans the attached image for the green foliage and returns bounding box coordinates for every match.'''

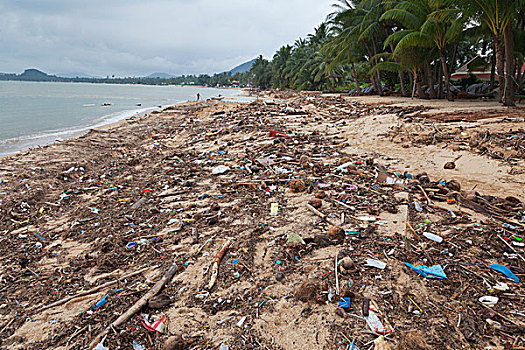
[241,0,525,104]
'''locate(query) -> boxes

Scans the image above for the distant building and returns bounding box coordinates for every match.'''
[450,56,492,81]
[451,55,525,81]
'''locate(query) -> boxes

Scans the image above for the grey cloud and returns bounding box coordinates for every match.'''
[0,0,331,76]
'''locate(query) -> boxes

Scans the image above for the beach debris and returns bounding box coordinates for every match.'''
[270,202,279,215]
[236,316,247,328]
[142,314,168,333]
[404,263,447,279]
[207,238,232,290]
[338,298,351,310]
[366,310,386,333]
[488,264,520,283]
[212,165,230,175]
[493,282,509,291]
[148,294,172,309]
[93,336,109,350]
[479,296,499,307]
[269,129,288,138]
[132,340,146,350]
[88,260,179,349]
[162,336,185,350]
[365,259,387,270]
[287,232,305,245]
[373,336,392,350]
[1,95,524,349]
[422,232,443,243]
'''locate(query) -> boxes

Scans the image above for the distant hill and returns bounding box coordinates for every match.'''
[228,59,256,74]
[145,72,176,79]
[19,68,54,81]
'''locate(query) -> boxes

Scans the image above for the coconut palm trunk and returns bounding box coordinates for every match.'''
[384,28,408,96]
[503,25,515,106]
[425,62,436,99]
[439,50,453,101]
[495,34,505,102]
[363,41,381,94]
[490,45,496,90]
[411,70,418,98]
[371,37,383,95]
[437,63,443,98]
[351,63,362,93]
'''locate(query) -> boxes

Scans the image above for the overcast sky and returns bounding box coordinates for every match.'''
[0,0,332,77]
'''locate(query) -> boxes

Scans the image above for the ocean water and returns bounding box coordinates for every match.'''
[0,81,241,156]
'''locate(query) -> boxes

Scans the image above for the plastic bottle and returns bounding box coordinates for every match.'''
[423,232,443,243]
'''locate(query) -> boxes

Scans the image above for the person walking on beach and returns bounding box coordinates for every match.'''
[196,93,200,101]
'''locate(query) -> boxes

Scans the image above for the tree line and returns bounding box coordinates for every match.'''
[245,0,525,106]
[0,70,247,88]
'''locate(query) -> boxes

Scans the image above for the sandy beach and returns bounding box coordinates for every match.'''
[0,93,523,349]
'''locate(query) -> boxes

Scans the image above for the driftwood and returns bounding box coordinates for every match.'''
[88,260,178,349]
[31,265,156,313]
[306,204,339,226]
[207,238,232,290]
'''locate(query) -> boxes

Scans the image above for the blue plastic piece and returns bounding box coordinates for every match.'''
[339,298,351,309]
[93,294,108,309]
[488,264,520,283]
[405,263,447,279]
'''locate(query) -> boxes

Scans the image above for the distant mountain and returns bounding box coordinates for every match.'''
[145,72,176,79]
[19,68,54,80]
[228,59,256,74]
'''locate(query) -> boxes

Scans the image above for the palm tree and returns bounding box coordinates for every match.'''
[355,0,390,95]
[370,46,432,98]
[328,2,386,94]
[358,0,410,95]
[323,24,368,93]
[249,55,272,89]
[452,0,525,105]
[325,2,369,92]
[271,45,292,89]
[381,0,464,101]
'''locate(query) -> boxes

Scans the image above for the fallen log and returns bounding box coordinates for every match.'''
[88,260,178,349]
[306,204,339,226]
[30,265,157,313]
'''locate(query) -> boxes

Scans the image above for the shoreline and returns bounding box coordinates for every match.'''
[0,85,245,158]
[0,105,163,159]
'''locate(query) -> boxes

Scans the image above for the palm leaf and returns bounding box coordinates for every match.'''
[380,9,421,29]
[393,31,433,56]
[369,61,402,74]
[383,29,412,49]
